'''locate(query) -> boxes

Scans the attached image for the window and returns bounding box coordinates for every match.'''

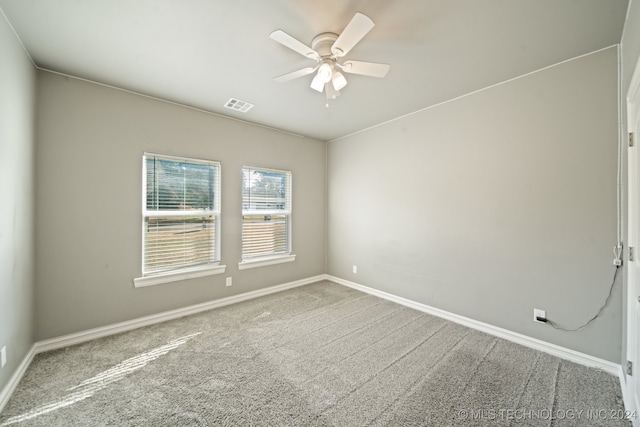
[240,166,294,269]
[135,153,224,287]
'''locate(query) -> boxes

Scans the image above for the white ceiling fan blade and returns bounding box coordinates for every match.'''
[274,66,318,83]
[269,30,320,61]
[331,12,375,57]
[339,60,390,78]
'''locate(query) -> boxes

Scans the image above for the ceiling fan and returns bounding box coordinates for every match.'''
[269,12,390,102]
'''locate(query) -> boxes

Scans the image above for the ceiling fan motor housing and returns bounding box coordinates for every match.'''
[311,32,339,58]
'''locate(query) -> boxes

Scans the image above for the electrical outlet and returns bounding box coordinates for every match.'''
[353,265,358,274]
[226,277,232,287]
[533,309,546,323]
[1,346,6,368]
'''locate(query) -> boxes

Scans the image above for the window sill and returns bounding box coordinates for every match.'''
[133,264,227,288]
[238,254,296,270]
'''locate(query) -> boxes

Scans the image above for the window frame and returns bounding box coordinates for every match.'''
[238,165,295,270]
[134,152,225,288]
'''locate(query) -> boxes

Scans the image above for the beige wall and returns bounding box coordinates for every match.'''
[623,0,640,94]
[0,15,36,391]
[327,47,621,362]
[34,72,326,340]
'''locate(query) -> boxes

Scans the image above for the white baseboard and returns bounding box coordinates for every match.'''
[0,344,36,414]
[327,275,621,376]
[0,274,325,413]
[35,275,326,354]
[0,274,627,416]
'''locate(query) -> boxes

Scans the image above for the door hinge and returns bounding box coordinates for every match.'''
[627,360,633,376]
[630,132,635,148]
[630,247,635,262]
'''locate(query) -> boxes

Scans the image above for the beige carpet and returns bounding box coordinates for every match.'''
[0,281,631,426]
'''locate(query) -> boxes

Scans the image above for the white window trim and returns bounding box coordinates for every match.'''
[139,152,222,281]
[238,254,296,270]
[241,166,293,264]
[134,264,227,288]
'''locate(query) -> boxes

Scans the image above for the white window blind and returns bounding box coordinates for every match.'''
[242,166,292,260]
[142,153,221,276]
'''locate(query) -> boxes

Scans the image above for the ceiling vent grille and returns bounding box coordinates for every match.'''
[224,98,254,113]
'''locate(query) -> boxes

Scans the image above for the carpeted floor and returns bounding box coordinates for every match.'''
[0,281,632,426]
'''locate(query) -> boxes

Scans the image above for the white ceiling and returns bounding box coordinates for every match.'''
[0,0,629,141]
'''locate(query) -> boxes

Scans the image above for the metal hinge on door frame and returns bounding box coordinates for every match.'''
[627,360,633,376]
[630,132,635,147]
[630,247,635,262]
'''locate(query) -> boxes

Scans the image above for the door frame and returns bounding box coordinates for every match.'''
[626,50,640,424]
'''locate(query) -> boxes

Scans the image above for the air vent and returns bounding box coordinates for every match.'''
[224,98,254,113]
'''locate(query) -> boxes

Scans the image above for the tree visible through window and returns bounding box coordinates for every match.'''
[142,153,221,276]
[242,166,292,260]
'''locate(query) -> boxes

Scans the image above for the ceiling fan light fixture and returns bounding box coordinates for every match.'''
[310,73,325,92]
[332,70,347,91]
[317,62,333,83]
